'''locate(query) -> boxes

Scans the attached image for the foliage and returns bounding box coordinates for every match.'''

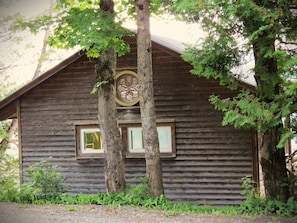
[0,79,16,154]
[168,0,297,149]
[0,153,19,201]
[90,80,109,94]
[116,0,168,20]
[239,177,297,217]
[14,0,133,58]
[209,90,279,130]
[239,176,265,214]
[21,159,66,199]
[0,120,12,154]
[1,174,297,217]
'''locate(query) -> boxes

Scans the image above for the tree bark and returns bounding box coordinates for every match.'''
[97,0,125,194]
[136,0,164,196]
[259,128,289,201]
[32,0,54,79]
[253,34,289,201]
[96,48,125,194]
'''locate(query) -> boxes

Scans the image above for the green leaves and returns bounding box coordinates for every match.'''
[48,7,133,58]
[90,80,109,94]
[24,159,66,198]
[14,1,134,59]
[172,0,297,152]
[209,90,280,130]
[13,15,54,34]
[0,153,19,201]
[182,36,243,90]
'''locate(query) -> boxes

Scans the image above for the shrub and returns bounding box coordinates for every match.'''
[0,153,19,201]
[239,176,297,217]
[22,159,66,200]
[239,176,266,214]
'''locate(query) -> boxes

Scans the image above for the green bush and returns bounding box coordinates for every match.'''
[0,153,19,201]
[0,120,12,155]
[21,159,66,200]
[1,165,297,218]
[239,176,297,217]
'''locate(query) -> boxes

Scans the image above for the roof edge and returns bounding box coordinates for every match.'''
[0,50,85,113]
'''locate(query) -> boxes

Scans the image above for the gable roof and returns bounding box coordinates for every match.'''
[0,33,255,121]
[0,35,186,121]
[0,51,85,120]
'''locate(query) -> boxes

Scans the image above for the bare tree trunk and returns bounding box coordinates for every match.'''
[32,29,48,79]
[0,119,18,153]
[259,128,289,201]
[135,0,164,197]
[32,0,54,79]
[97,0,125,194]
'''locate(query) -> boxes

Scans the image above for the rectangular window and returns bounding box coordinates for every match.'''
[128,127,144,153]
[126,123,175,158]
[76,125,104,159]
[75,121,176,159]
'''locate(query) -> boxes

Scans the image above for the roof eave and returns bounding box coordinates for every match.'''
[0,50,85,121]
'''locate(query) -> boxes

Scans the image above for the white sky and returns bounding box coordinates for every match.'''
[0,0,73,88]
[0,0,256,91]
[0,0,206,90]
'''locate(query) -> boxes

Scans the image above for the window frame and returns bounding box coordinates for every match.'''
[75,121,176,159]
[122,122,176,158]
[76,125,104,159]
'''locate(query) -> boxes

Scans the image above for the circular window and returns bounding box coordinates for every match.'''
[116,70,140,106]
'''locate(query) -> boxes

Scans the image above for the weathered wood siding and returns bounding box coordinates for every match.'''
[19,36,254,206]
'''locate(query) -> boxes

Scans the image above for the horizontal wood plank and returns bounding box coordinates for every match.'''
[19,36,254,206]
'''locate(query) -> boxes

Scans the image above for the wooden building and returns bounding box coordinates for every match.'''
[0,35,257,206]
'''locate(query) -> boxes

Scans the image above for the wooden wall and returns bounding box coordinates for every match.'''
[19,36,254,206]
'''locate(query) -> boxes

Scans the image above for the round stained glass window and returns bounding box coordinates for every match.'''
[116,70,140,106]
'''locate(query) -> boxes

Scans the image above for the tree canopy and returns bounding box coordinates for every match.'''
[15,0,132,58]
[170,0,297,147]
[167,0,297,200]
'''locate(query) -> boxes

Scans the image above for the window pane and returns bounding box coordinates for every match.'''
[128,127,144,152]
[157,126,172,152]
[128,126,172,153]
[80,128,103,153]
[84,132,101,149]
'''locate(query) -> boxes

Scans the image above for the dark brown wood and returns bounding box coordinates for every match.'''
[0,100,17,120]
[1,36,254,206]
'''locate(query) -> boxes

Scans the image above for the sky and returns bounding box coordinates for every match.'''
[0,0,74,88]
[0,0,204,90]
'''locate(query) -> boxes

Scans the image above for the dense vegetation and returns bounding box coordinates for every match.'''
[167,0,297,201]
[0,157,297,218]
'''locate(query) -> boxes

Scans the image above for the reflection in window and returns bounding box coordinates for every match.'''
[128,126,172,153]
[157,126,172,153]
[80,128,103,153]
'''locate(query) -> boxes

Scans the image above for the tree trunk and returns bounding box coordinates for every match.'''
[96,48,125,194]
[136,0,164,196]
[259,128,289,201]
[97,0,125,194]
[253,34,289,201]
[32,0,54,79]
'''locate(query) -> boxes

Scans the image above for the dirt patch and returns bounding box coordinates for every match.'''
[0,202,296,223]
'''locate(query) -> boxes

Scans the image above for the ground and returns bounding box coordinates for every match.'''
[0,202,296,223]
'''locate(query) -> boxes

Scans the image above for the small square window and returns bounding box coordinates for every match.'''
[80,128,103,153]
[126,123,175,158]
[76,125,104,159]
